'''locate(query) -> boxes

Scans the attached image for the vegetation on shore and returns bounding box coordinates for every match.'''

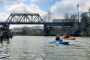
[21,26,43,36]
[45,8,90,36]
[20,8,90,36]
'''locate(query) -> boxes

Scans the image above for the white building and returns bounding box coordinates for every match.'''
[11,26,43,33]
[12,28,22,33]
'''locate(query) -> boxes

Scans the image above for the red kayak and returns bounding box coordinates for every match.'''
[62,38,75,40]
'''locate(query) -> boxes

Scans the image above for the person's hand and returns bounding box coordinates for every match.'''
[55,40,56,41]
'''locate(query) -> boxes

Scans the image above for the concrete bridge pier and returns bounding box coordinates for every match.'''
[2,23,10,39]
[3,23,9,31]
[44,23,46,36]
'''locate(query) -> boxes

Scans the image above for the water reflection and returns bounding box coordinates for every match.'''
[0,39,10,46]
[0,39,10,59]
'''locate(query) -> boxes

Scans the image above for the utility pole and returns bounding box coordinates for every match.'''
[77,4,79,23]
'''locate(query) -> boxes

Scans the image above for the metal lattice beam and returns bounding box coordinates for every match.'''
[6,13,44,23]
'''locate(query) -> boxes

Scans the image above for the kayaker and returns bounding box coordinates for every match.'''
[63,35,66,38]
[55,34,62,41]
[63,35,70,38]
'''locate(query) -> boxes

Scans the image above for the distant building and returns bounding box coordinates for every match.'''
[12,28,22,33]
[11,26,43,33]
[30,26,43,31]
[53,19,78,23]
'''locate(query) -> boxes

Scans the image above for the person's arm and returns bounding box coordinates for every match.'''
[55,37,56,41]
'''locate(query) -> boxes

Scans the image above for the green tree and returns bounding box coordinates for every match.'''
[88,8,90,17]
[22,26,41,36]
[46,26,53,35]
[80,12,88,31]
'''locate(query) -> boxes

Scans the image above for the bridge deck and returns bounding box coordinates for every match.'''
[0,22,74,26]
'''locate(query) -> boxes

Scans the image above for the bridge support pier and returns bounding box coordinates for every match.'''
[2,24,10,39]
[44,23,46,36]
[3,24,9,31]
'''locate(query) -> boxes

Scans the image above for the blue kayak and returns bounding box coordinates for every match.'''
[53,41,69,44]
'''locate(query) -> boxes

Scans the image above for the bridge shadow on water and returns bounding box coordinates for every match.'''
[0,38,10,46]
[0,38,10,59]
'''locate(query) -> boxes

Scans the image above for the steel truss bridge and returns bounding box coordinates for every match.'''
[0,13,74,31]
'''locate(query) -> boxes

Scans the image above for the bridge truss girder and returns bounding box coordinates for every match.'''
[6,13,44,23]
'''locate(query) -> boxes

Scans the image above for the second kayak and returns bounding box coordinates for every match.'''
[62,38,75,40]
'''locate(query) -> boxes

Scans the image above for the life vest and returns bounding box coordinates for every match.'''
[56,37,60,40]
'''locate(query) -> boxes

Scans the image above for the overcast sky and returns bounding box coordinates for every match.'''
[0,0,90,29]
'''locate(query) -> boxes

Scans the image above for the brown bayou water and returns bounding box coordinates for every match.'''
[0,36,90,60]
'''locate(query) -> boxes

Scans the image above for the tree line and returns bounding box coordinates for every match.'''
[44,8,90,36]
[18,8,90,36]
